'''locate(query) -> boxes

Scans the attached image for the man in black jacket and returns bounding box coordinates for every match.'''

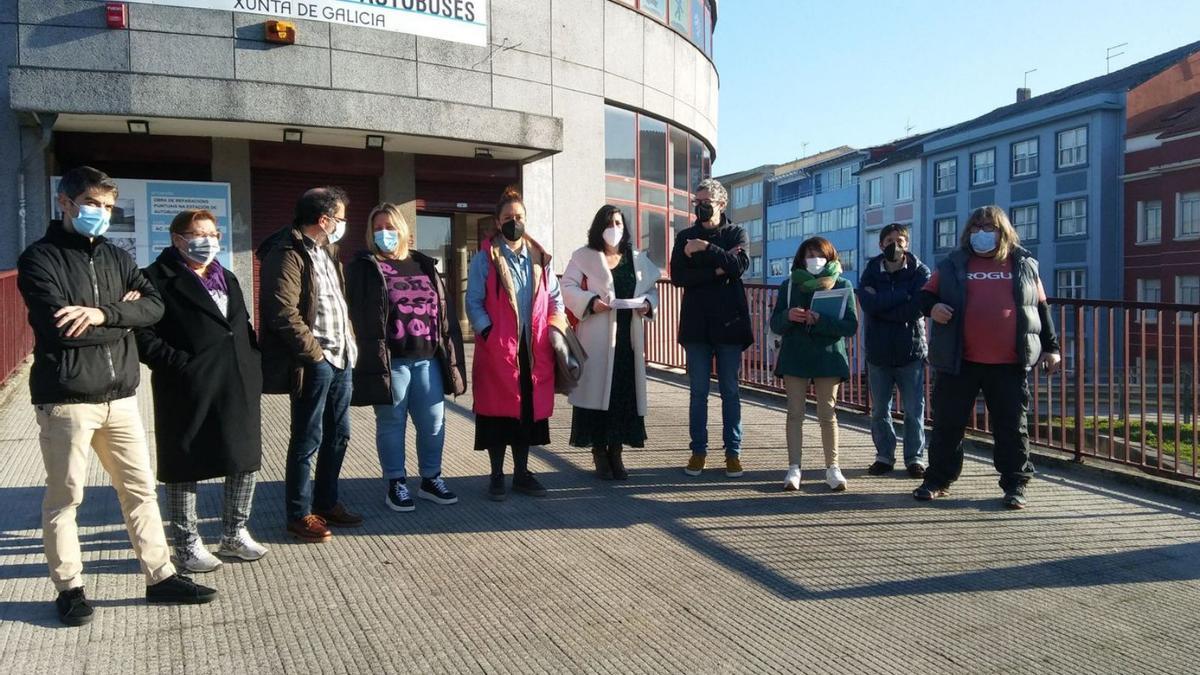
[670,178,753,479]
[856,224,931,478]
[17,166,217,627]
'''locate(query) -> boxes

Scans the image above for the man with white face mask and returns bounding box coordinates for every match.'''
[257,187,361,542]
[18,166,218,626]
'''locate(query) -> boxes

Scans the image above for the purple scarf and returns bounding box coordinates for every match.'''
[171,246,228,295]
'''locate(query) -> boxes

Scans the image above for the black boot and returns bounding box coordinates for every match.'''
[609,444,629,481]
[592,446,614,480]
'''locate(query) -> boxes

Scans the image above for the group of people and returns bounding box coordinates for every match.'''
[17,167,1060,628]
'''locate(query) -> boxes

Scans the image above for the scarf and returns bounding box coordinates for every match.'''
[172,246,228,295]
[790,260,842,292]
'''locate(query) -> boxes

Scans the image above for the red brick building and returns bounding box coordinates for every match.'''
[1124,51,1200,376]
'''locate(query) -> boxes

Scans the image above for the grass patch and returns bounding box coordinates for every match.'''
[1046,417,1196,465]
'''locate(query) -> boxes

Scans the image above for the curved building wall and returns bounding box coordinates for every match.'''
[1,0,718,278]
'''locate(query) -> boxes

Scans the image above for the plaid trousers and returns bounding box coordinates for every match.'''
[165,471,257,554]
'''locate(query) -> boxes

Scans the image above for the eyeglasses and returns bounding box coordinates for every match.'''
[971,223,998,233]
[691,199,715,207]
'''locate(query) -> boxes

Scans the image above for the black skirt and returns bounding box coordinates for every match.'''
[474,333,551,449]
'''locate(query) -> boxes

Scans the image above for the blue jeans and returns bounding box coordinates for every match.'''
[375,357,445,481]
[868,360,926,467]
[286,360,353,521]
[683,343,743,457]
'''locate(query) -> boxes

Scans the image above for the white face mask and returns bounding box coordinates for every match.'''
[805,257,827,275]
[602,225,623,249]
[326,216,346,245]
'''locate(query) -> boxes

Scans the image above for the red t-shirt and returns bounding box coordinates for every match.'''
[924,256,1046,365]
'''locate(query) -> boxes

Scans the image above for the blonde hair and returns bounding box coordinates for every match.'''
[365,203,411,258]
[961,205,1020,262]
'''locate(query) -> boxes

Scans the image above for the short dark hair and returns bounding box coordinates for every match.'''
[293,186,349,227]
[878,222,909,245]
[169,209,219,236]
[792,236,839,271]
[58,166,119,201]
[585,205,632,253]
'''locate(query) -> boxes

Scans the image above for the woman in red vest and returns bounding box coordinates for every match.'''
[465,187,568,501]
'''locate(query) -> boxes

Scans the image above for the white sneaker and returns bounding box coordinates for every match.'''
[217,528,269,561]
[825,465,848,492]
[177,540,223,573]
[783,465,802,491]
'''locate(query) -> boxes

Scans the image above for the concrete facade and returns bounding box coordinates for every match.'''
[857,153,924,268]
[0,0,720,296]
[716,164,774,285]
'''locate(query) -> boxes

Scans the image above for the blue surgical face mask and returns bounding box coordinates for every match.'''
[374,229,400,253]
[969,230,998,254]
[181,236,220,266]
[70,202,111,238]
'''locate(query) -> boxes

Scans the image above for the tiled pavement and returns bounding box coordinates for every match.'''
[1,362,1199,674]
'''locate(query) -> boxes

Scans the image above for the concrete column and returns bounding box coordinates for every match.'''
[210,138,253,307]
[380,151,416,226]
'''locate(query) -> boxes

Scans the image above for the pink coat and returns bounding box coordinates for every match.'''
[471,237,567,421]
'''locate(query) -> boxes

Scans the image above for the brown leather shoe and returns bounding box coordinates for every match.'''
[313,503,364,527]
[287,514,332,543]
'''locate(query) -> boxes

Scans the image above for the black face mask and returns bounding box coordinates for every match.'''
[884,242,904,263]
[501,218,524,243]
[694,202,715,224]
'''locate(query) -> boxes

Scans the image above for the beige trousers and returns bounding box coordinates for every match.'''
[35,396,175,592]
[783,376,841,468]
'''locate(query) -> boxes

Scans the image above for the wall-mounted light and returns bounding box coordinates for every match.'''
[283,128,303,143]
[366,135,385,149]
[105,2,128,29]
[474,147,493,159]
[265,20,296,45]
[127,119,150,135]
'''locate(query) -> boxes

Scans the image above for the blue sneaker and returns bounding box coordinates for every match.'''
[418,475,459,505]
[385,479,415,512]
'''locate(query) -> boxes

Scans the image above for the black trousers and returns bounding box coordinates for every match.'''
[925,362,1034,492]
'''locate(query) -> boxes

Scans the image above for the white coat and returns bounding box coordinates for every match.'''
[560,246,660,415]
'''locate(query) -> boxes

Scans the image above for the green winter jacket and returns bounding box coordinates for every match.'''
[769,276,859,380]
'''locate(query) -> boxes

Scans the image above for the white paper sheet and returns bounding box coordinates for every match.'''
[610,296,649,310]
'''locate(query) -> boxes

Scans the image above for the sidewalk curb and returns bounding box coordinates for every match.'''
[648,365,1200,505]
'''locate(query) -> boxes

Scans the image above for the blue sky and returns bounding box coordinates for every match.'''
[712,0,1200,174]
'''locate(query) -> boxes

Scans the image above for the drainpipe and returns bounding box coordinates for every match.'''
[17,113,57,254]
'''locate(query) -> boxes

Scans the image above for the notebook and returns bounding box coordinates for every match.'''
[808,287,851,319]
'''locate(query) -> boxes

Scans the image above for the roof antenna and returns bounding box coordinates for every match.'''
[1106,43,1128,74]
[1024,68,1037,89]
[904,118,914,136]
[800,141,809,157]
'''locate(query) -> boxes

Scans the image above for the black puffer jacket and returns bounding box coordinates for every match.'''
[856,252,931,368]
[17,220,164,405]
[668,217,754,349]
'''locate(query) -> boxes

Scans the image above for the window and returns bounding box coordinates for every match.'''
[823,165,852,192]
[769,258,790,278]
[1012,138,1039,177]
[732,185,751,209]
[1056,198,1087,237]
[896,169,913,201]
[1012,204,1038,241]
[752,182,763,205]
[768,220,787,240]
[1138,278,1162,324]
[801,211,816,235]
[640,0,666,20]
[971,149,995,186]
[840,248,857,273]
[818,210,834,232]
[1057,126,1087,168]
[751,255,763,277]
[1056,269,1086,299]
[935,158,957,193]
[867,177,883,207]
[1179,191,1200,238]
[1177,276,1200,325]
[786,217,803,238]
[840,206,857,230]
[1138,200,1162,243]
[670,0,690,34]
[935,217,957,250]
[745,218,763,242]
[605,104,710,278]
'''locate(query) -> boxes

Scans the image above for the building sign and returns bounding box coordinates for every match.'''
[52,177,234,269]
[123,0,488,46]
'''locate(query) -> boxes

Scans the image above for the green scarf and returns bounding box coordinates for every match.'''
[790,260,842,292]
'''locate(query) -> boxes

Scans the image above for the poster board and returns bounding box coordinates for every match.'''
[51,177,234,269]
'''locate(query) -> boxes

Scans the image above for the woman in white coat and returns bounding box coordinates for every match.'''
[562,205,661,480]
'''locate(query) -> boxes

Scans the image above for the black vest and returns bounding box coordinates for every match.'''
[927,246,1043,375]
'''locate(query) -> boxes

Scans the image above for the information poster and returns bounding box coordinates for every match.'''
[51,177,233,269]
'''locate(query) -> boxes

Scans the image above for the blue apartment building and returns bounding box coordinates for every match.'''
[765,147,867,288]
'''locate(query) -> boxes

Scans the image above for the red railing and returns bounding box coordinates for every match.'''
[0,271,34,385]
[648,279,1200,483]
